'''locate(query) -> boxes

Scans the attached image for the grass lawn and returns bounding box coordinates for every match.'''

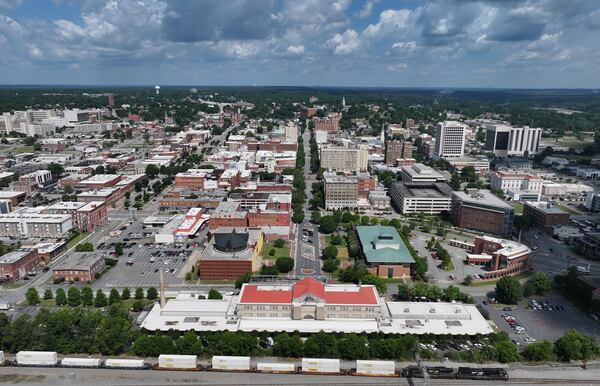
[541,136,593,150]
[261,240,290,260]
[198,279,235,285]
[2,282,22,289]
[513,203,524,215]
[14,146,34,153]
[66,231,91,249]
[325,235,350,260]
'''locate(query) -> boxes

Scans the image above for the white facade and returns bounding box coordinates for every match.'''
[434,121,467,158]
[490,170,543,194]
[485,124,542,157]
[400,163,447,183]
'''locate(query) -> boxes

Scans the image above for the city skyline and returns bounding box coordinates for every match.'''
[0,0,599,88]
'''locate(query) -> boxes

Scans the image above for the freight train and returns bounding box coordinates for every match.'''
[0,351,508,381]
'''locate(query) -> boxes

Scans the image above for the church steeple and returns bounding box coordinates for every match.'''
[381,122,385,143]
[342,96,346,108]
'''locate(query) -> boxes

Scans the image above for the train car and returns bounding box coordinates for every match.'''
[157,354,198,370]
[61,358,102,368]
[104,358,148,369]
[354,360,397,377]
[0,351,4,366]
[402,365,424,378]
[301,358,340,374]
[16,351,58,367]
[426,366,456,379]
[211,356,251,371]
[256,362,297,374]
[457,367,508,381]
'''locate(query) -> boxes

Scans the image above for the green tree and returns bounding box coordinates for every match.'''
[176,331,202,355]
[495,340,521,363]
[322,245,338,260]
[208,289,223,300]
[273,333,303,357]
[495,276,523,304]
[43,288,53,300]
[147,287,158,300]
[108,288,121,305]
[235,272,252,289]
[135,287,145,300]
[132,299,144,312]
[275,257,294,273]
[303,331,338,358]
[145,164,160,179]
[47,162,65,179]
[337,334,369,360]
[526,272,552,296]
[26,288,39,305]
[554,330,600,362]
[311,211,321,223]
[273,238,285,248]
[75,242,94,252]
[121,288,131,300]
[67,287,81,307]
[94,289,107,307]
[330,234,343,245]
[319,216,338,234]
[55,288,67,306]
[114,243,123,256]
[322,258,340,273]
[81,286,93,306]
[522,340,555,362]
[360,274,387,295]
[462,275,473,286]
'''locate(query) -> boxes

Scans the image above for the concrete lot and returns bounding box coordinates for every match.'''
[485,291,600,344]
[410,231,485,286]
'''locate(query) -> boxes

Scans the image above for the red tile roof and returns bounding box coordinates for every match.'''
[292,277,325,300]
[239,277,378,305]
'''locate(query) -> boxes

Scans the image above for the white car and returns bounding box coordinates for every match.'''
[524,337,536,343]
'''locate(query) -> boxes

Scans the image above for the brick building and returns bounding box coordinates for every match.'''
[451,189,514,237]
[466,236,530,280]
[385,140,413,166]
[523,201,570,233]
[52,252,105,283]
[0,249,39,281]
[356,225,414,278]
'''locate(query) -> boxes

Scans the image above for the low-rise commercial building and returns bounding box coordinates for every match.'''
[466,236,530,280]
[0,249,39,281]
[389,182,453,214]
[52,252,105,283]
[490,169,543,195]
[523,201,570,233]
[356,225,415,278]
[400,163,447,183]
[576,233,600,259]
[0,208,72,238]
[320,145,368,173]
[451,189,514,237]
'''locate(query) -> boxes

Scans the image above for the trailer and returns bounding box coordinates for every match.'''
[104,359,147,369]
[16,351,58,366]
[301,358,340,374]
[355,360,397,377]
[0,351,4,365]
[61,357,102,368]
[211,356,251,371]
[157,354,197,370]
[256,362,297,374]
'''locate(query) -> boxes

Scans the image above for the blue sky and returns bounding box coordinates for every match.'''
[0,0,599,88]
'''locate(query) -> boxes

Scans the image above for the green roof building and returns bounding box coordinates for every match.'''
[356,225,415,278]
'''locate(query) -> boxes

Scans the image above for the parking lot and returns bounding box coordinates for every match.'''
[93,239,193,288]
[410,232,485,285]
[485,292,600,345]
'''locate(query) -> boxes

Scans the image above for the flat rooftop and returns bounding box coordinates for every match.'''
[392,182,454,198]
[0,249,33,265]
[453,190,512,209]
[54,252,104,271]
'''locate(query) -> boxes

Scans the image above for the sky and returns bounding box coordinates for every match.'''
[0,0,599,88]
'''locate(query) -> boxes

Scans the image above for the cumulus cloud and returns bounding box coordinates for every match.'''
[357,0,379,19]
[286,44,305,56]
[328,29,361,54]
[0,0,24,10]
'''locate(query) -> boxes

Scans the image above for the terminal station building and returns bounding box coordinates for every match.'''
[141,278,493,336]
[356,225,415,278]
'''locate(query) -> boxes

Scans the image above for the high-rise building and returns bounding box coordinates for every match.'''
[484,124,542,157]
[385,140,412,166]
[107,94,115,107]
[434,121,467,158]
[320,145,368,173]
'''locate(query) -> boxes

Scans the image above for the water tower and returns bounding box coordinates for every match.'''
[154,85,160,95]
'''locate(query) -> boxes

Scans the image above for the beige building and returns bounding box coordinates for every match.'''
[324,174,358,210]
[320,145,368,173]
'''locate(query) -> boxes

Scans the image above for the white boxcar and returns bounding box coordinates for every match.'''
[0,351,4,365]
[212,356,250,371]
[256,362,296,373]
[61,358,102,368]
[104,359,146,369]
[356,360,396,376]
[301,358,340,374]
[16,351,58,366]
[158,354,197,369]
